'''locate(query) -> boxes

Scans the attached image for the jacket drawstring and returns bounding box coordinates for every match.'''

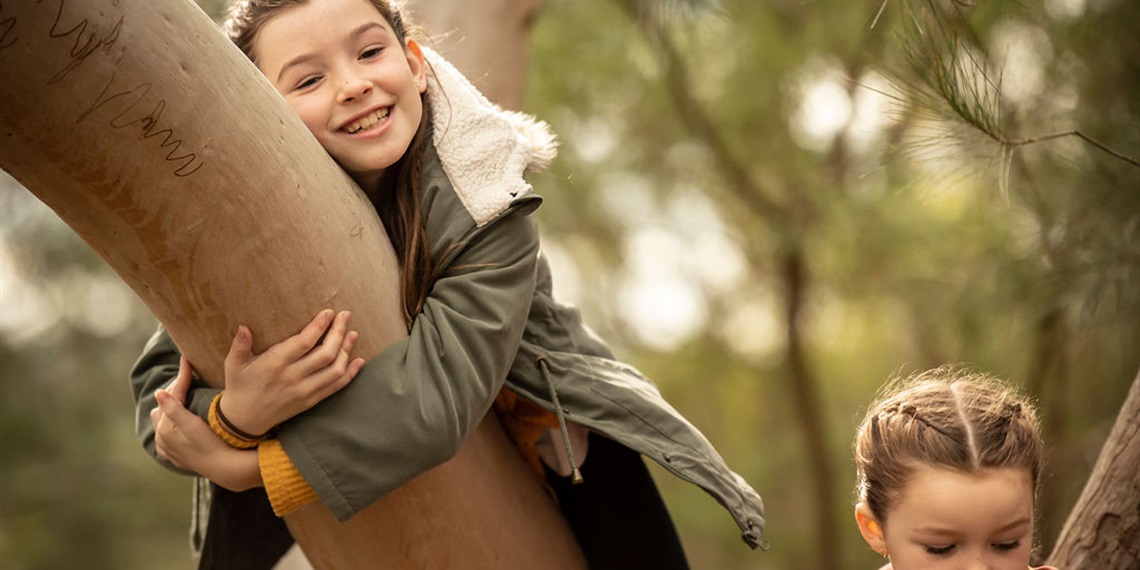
[536,355,583,485]
[190,476,210,556]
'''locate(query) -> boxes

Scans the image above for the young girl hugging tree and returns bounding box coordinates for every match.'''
[852,366,1058,570]
[131,0,766,568]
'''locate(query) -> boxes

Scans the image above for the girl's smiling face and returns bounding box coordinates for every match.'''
[253,0,426,188]
[859,465,1035,570]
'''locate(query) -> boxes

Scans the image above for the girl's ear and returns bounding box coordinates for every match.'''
[855,502,888,557]
[405,39,427,94]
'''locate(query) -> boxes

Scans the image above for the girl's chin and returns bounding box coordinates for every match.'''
[346,167,385,188]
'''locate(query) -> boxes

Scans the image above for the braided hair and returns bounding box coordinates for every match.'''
[853,366,1043,523]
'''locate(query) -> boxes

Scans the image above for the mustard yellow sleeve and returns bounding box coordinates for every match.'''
[207,393,266,450]
[258,438,318,517]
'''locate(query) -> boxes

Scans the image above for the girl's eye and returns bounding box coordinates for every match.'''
[294,76,321,91]
[923,544,956,556]
[993,540,1021,552]
[360,47,382,60]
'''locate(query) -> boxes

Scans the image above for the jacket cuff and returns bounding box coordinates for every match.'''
[258,438,318,517]
[207,393,264,449]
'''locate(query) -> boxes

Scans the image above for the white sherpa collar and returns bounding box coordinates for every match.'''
[423,47,558,227]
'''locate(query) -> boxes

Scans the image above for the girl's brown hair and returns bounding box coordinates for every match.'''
[224,0,434,329]
[853,366,1044,523]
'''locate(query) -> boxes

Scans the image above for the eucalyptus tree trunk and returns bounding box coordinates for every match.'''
[1045,369,1140,570]
[406,0,546,111]
[0,0,583,568]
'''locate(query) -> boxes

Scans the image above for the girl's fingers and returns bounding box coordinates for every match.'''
[304,330,362,403]
[224,324,255,375]
[276,309,337,360]
[318,328,359,379]
[156,389,194,425]
[341,330,359,358]
[169,354,194,405]
[311,355,365,406]
[150,406,162,433]
[314,311,351,361]
[296,311,352,373]
[337,330,360,364]
[151,405,178,465]
[345,357,365,381]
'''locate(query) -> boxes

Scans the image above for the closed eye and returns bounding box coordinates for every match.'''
[294,75,322,91]
[993,540,1021,552]
[924,544,956,556]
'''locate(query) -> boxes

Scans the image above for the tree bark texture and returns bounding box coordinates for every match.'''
[406,0,546,111]
[1045,369,1140,570]
[0,0,584,568]
[0,0,405,382]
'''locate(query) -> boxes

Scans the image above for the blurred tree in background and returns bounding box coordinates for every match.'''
[1,0,1135,569]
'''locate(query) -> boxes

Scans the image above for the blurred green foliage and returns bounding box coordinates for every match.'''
[1,0,1136,569]
[524,0,1138,568]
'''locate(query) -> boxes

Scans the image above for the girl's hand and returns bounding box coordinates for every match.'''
[151,385,261,491]
[218,309,365,437]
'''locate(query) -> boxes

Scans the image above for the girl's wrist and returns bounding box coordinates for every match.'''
[212,447,263,492]
[209,393,271,448]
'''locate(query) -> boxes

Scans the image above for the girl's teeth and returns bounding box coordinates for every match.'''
[346,108,390,134]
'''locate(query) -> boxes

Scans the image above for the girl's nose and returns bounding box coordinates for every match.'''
[337,75,372,104]
[963,557,991,570]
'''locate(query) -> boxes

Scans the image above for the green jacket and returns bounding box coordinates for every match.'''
[130,49,764,566]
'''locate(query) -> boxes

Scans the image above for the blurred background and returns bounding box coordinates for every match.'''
[2,0,1137,568]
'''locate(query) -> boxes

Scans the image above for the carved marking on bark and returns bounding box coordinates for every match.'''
[0,15,17,49]
[2,1,206,177]
[44,0,124,84]
[77,74,204,177]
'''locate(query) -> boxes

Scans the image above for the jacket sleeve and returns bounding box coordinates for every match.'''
[129,324,222,474]
[277,205,541,521]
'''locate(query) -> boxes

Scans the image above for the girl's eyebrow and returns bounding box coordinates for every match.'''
[276,52,317,83]
[274,22,392,83]
[912,526,958,537]
[995,516,1031,533]
[914,517,1030,537]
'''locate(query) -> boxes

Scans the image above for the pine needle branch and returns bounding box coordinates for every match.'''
[1007,131,1140,168]
[880,1,1139,170]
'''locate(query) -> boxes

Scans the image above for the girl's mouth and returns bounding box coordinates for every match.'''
[343,107,391,134]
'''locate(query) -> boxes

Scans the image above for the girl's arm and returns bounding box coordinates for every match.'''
[274,206,541,521]
[213,310,364,438]
[130,310,363,472]
[150,355,261,491]
[130,325,219,474]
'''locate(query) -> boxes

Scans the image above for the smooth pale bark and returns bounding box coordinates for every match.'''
[406,0,546,110]
[1045,369,1140,569]
[0,0,584,568]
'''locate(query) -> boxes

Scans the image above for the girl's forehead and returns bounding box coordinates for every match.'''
[890,465,1033,533]
[254,0,393,55]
